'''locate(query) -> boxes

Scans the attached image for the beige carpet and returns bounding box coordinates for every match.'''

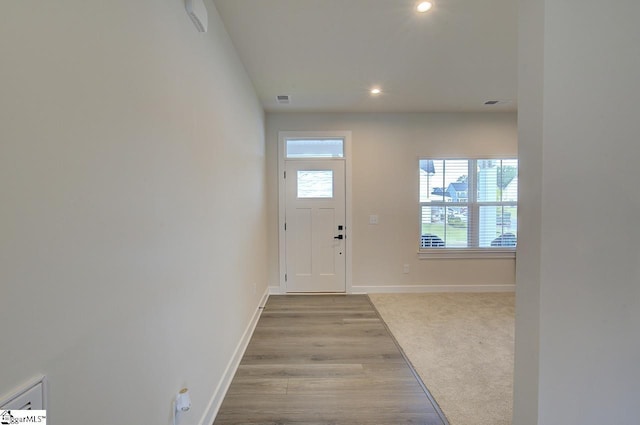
[369,292,515,425]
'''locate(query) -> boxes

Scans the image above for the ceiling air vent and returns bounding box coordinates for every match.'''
[484,100,512,105]
[276,95,290,104]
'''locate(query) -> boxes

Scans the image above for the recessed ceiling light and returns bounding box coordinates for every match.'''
[416,2,433,13]
[371,88,382,95]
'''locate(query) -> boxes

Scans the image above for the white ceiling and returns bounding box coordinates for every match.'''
[212,0,517,113]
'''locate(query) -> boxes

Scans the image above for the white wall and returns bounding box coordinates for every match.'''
[513,0,543,422]
[516,0,640,424]
[266,112,517,291]
[0,1,267,424]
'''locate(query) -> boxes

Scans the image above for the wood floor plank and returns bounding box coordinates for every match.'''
[285,376,424,394]
[213,295,447,425]
[234,364,365,379]
[225,378,289,395]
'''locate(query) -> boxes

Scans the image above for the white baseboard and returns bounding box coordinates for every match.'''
[198,287,269,425]
[353,284,515,293]
[269,284,514,295]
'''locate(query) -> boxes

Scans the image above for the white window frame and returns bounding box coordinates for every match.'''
[418,158,517,260]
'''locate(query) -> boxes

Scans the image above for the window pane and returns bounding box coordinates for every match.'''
[477,159,518,201]
[445,208,468,247]
[297,170,333,198]
[500,159,518,201]
[420,159,468,202]
[479,206,518,247]
[420,159,441,202]
[444,160,469,203]
[421,206,445,247]
[419,205,469,248]
[286,139,344,158]
[477,160,500,201]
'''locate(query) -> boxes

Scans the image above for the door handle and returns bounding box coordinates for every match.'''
[333,235,344,240]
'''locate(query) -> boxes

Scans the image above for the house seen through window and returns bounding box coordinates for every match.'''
[419,159,518,250]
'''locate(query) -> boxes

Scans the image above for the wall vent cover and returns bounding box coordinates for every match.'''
[276,95,290,104]
[0,377,47,411]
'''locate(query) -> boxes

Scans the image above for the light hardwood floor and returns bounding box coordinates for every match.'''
[213,295,447,425]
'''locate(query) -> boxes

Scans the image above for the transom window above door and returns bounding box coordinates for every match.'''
[285,138,344,158]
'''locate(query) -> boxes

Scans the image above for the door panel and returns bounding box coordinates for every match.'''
[285,160,346,292]
[293,208,312,276]
[317,208,337,275]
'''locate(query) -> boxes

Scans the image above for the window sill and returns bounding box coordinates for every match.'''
[418,249,516,260]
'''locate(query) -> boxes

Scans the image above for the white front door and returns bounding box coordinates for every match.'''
[284,160,346,292]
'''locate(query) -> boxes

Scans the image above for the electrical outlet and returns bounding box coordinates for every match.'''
[403,264,410,274]
[369,214,379,225]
